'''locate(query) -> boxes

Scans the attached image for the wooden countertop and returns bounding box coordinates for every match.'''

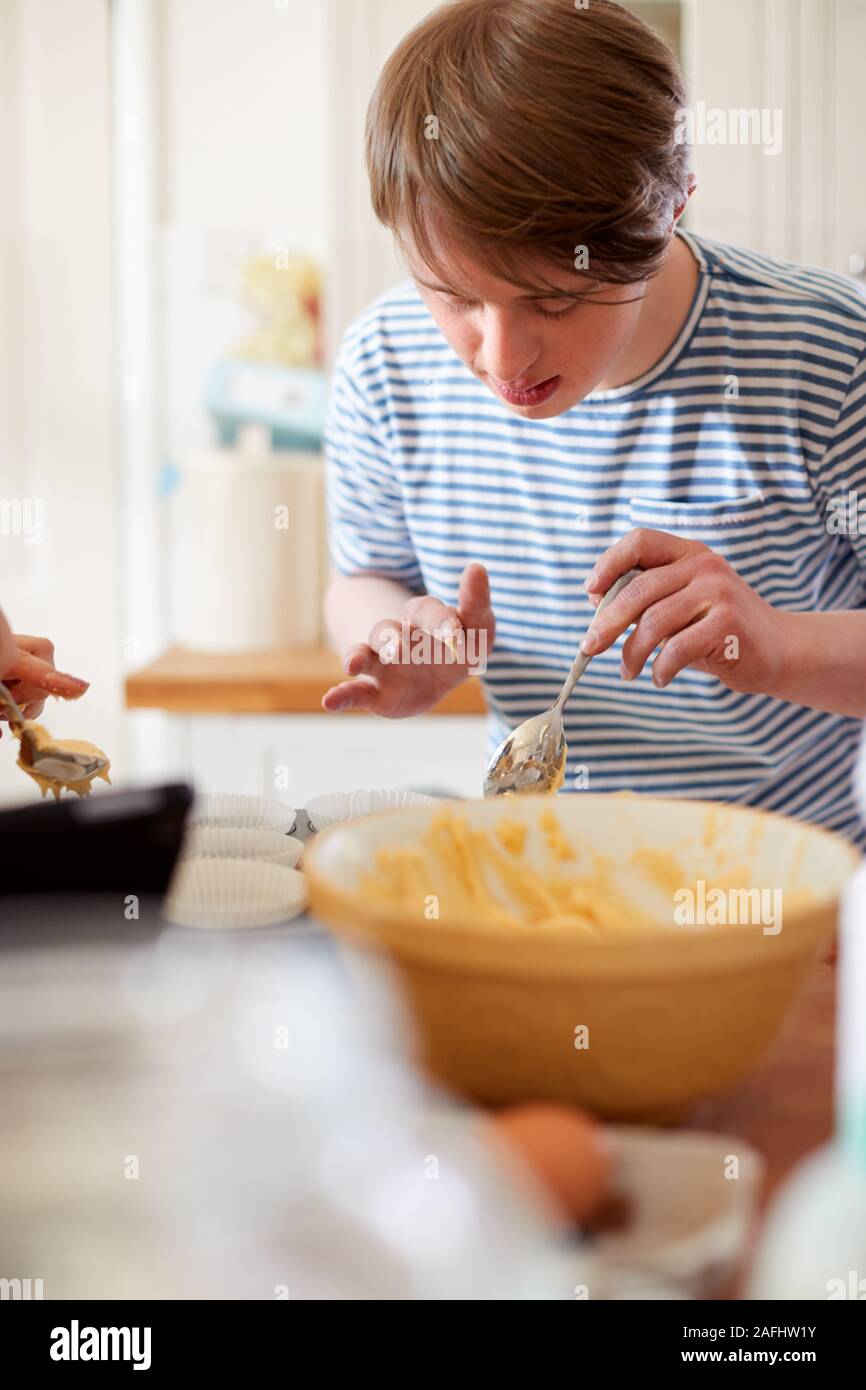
[693,953,836,1207]
[125,645,488,715]
[691,950,837,1296]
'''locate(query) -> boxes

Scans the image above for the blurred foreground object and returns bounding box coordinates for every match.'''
[0,919,564,1299]
[0,784,192,897]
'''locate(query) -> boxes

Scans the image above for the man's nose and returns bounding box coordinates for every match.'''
[477,308,539,383]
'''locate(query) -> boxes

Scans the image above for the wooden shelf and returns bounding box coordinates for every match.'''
[125,645,487,716]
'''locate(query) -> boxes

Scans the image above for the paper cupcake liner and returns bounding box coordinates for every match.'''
[181,825,304,869]
[163,858,307,929]
[189,793,297,834]
[305,788,440,832]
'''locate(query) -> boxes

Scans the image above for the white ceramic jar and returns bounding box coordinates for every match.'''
[171,426,325,652]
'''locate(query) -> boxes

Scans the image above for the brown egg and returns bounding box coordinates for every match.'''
[486,1103,612,1225]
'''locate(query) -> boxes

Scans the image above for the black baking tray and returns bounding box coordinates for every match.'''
[0,783,194,899]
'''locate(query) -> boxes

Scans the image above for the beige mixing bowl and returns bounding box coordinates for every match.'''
[304,795,859,1121]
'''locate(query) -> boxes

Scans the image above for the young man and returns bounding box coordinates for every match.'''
[322,0,866,844]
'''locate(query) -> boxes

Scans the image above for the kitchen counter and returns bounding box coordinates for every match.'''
[125,645,488,715]
[694,951,836,1205]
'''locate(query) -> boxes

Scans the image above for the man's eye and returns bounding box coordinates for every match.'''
[443,296,475,313]
[438,294,578,318]
[536,302,578,320]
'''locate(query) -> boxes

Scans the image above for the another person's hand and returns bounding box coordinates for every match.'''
[322,562,495,717]
[0,608,14,678]
[0,631,89,724]
[582,528,788,695]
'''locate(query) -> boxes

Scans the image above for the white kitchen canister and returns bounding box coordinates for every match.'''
[171,427,324,651]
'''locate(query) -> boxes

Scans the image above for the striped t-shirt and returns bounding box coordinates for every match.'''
[325,230,866,847]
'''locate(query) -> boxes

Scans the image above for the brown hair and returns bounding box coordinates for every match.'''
[365,0,690,293]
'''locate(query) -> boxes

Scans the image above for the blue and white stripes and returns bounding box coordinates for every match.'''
[325,231,866,846]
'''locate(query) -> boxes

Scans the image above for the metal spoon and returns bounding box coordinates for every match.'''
[483,568,643,797]
[0,681,109,784]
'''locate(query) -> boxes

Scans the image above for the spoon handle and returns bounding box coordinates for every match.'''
[0,681,25,732]
[556,567,643,710]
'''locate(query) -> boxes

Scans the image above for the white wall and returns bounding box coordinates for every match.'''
[323,0,435,361]
[162,0,328,251]
[0,0,118,805]
[124,0,336,783]
[685,0,866,280]
[159,0,330,456]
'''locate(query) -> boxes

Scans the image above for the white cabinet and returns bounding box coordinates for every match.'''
[131,710,487,805]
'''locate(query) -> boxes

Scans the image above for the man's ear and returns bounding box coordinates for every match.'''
[671,172,698,226]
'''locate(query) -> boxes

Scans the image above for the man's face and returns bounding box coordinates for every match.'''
[405,231,647,418]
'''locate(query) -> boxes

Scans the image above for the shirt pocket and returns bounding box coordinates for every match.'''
[627,490,766,590]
